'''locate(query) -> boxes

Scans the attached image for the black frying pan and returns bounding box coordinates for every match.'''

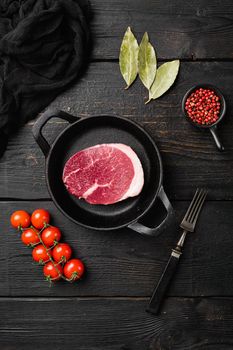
[33,109,174,236]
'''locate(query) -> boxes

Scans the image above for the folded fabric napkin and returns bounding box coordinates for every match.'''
[0,0,89,156]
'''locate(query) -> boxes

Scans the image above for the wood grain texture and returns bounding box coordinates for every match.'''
[1,297,233,350]
[90,0,233,60]
[2,1,233,348]
[2,201,233,297]
[0,62,233,200]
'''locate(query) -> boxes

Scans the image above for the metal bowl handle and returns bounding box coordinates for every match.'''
[32,108,79,157]
[128,186,175,237]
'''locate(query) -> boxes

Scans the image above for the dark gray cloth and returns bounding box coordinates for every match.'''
[0,0,89,156]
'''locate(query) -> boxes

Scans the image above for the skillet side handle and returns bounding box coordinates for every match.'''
[128,186,175,237]
[32,108,79,157]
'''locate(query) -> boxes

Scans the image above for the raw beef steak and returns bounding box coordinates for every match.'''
[62,143,144,205]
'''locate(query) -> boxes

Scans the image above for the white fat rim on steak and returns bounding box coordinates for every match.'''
[81,143,144,201]
[111,144,144,200]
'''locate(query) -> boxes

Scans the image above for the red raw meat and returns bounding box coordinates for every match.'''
[62,143,144,205]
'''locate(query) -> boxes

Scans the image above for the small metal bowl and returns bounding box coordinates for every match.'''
[182,84,226,151]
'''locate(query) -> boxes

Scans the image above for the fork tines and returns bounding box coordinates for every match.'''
[180,188,208,232]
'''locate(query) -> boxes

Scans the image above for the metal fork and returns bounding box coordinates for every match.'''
[147,188,208,315]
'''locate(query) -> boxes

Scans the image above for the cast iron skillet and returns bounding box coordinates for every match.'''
[33,109,174,236]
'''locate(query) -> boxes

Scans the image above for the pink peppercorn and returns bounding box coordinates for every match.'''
[185,88,221,125]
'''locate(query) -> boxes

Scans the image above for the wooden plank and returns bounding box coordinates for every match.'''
[152,297,233,349]
[1,297,233,349]
[2,201,233,297]
[1,61,233,200]
[90,0,233,59]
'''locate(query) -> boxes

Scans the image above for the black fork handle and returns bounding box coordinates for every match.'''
[147,247,182,315]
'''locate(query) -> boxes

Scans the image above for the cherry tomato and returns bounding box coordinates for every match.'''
[32,244,50,263]
[10,210,31,229]
[43,262,63,281]
[64,259,85,281]
[21,228,40,246]
[52,243,72,263]
[41,226,61,247]
[31,209,50,229]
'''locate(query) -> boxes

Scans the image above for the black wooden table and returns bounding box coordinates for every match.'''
[1,1,233,349]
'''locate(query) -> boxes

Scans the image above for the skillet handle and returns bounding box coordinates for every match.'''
[128,186,175,237]
[32,108,79,157]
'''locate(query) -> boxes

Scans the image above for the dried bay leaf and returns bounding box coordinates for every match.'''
[119,27,139,89]
[138,32,157,90]
[146,60,180,103]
